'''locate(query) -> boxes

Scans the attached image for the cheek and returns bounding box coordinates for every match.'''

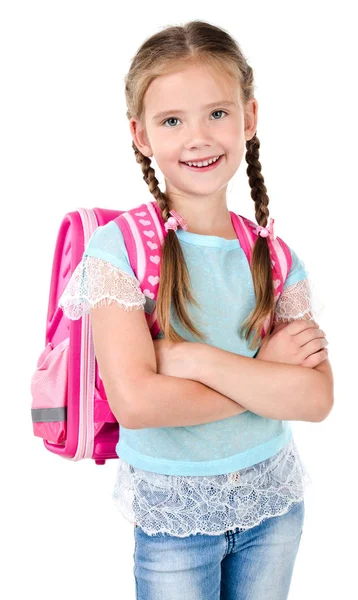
[225,122,245,144]
[157,147,183,169]
[151,151,179,177]
[152,135,179,158]
[227,126,246,156]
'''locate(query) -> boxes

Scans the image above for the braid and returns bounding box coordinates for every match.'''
[241,133,275,349]
[245,134,269,227]
[132,141,170,220]
[132,142,207,343]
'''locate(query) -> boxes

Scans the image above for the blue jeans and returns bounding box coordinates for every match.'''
[133,500,304,600]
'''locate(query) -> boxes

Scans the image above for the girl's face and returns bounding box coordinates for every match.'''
[130,62,257,202]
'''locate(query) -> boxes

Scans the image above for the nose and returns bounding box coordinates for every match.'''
[184,121,213,150]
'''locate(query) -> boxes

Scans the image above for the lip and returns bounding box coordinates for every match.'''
[180,154,224,172]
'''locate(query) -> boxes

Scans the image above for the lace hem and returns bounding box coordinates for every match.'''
[58,255,146,320]
[112,438,312,537]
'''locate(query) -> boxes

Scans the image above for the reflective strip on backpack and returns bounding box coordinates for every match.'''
[31,407,67,423]
[144,295,156,315]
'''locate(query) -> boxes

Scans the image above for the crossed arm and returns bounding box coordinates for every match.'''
[166,339,333,422]
[154,278,334,423]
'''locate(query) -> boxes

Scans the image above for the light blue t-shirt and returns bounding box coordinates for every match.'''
[83,219,308,476]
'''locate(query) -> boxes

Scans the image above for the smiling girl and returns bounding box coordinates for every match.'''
[59,20,333,600]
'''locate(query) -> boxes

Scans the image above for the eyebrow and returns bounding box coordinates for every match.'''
[152,100,236,121]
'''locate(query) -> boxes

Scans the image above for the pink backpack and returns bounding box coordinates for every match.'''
[30,199,292,465]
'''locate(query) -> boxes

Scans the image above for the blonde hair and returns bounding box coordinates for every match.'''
[125,20,275,350]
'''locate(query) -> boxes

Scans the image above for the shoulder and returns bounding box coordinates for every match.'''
[84,220,135,277]
[86,219,123,250]
[284,245,309,289]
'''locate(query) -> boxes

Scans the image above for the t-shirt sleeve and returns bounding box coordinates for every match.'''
[274,279,313,322]
[58,220,146,320]
[283,246,308,290]
[275,246,324,322]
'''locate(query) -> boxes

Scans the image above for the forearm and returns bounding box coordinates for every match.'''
[124,374,248,430]
[183,342,327,422]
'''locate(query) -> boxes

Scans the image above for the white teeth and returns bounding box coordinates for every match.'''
[184,155,221,167]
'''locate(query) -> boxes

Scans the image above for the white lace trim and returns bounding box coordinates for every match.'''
[112,437,312,537]
[58,255,146,320]
[58,256,324,326]
[274,277,324,322]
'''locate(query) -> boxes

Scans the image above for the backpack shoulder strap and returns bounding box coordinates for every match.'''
[233,213,292,290]
[230,212,293,337]
[114,204,293,341]
[113,200,165,338]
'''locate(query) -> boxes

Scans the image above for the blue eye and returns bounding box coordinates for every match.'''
[162,109,228,127]
[211,110,227,119]
[163,117,180,127]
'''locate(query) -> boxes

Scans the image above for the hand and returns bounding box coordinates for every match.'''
[256,319,328,368]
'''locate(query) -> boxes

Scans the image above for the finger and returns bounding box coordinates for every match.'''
[279,319,319,336]
[299,337,328,362]
[301,348,328,368]
[298,334,329,360]
[296,328,327,348]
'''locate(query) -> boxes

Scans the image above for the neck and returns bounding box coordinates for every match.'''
[165,192,234,235]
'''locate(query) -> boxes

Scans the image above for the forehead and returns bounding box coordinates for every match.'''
[144,62,240,118]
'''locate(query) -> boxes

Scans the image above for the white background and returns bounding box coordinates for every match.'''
[1,1,357,598]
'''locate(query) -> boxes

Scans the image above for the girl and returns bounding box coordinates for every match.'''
[59,20,333,600]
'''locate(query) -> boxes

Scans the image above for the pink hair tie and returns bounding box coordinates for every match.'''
[164,216,178,232]
[255,218,276,241]
[164,209,188,232]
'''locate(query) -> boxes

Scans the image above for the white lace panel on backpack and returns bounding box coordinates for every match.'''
[274,277,324,323]
[58,255,146,320]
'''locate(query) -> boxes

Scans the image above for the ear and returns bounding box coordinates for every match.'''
[129,118,153,157]
[244,97,259,141]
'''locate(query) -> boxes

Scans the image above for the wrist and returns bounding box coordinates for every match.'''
[175,341,204,381]
[182,342,207,381]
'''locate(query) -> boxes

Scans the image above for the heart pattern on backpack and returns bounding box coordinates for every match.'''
[131,206,162,312]
[147,241,158,250]
[148,275,160,286]
[273,279,281,289]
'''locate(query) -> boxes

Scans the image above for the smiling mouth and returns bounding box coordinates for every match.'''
[180,154,224,171]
